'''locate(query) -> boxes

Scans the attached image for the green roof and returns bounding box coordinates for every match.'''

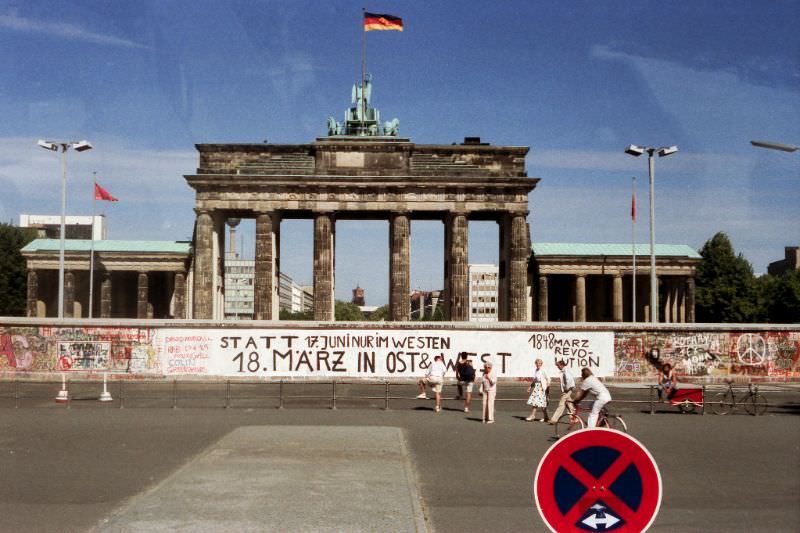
[22,239,190,254]
[532,242,701,259]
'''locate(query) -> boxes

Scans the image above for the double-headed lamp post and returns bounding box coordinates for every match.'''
[625,144,678,324]
[37,139,93,319]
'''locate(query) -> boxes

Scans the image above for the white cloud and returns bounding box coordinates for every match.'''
[529,148,757,179]
[0,136,196,239]
[0,11,148,49]
[590,44,800,145]
[530,181,796,274]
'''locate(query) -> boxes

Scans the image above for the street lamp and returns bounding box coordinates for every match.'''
[625,144,678,323]
[37,139,93,319]
[750,140,798,153]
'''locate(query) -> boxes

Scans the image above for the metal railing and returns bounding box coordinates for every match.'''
[0,379,791,415]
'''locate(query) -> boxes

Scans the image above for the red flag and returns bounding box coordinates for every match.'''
[631,190,636,222]
[95,182,118,202]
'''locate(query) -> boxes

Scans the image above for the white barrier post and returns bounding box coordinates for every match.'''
[55,373,69,404]
[99,372,113,402]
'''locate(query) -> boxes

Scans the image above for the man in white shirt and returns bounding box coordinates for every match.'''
[417,355,447,412]
[572,367,612,428]
[547,360,576,425]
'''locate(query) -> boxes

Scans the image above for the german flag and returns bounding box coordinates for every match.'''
[364,12,403,32]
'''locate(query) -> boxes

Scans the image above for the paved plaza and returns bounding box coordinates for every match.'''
[0,387,798,532]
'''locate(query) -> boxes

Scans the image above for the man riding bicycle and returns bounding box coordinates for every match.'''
[571,368,612,428]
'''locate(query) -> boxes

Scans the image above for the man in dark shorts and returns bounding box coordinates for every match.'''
[455,353,476,413]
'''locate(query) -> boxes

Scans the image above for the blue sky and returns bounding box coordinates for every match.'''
[1,1,798,305]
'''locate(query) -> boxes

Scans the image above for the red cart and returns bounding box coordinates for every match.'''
[670,386,704,413]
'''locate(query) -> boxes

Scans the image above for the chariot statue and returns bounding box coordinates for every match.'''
[325,75,399,137]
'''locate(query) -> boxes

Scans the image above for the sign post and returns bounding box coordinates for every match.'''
[534,428,661,532]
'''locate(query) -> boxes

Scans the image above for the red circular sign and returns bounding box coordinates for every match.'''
[534,428,662,533]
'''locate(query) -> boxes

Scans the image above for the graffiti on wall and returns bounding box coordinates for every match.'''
[1,324,798,380]
[613,331,800,379]
[159,329,615,378]
[0,327,161,375]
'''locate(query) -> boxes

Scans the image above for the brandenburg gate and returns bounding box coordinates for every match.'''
[185,79,538,322]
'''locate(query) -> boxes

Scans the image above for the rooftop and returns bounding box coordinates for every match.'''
[532,242,701,259]
[22,239,191,254]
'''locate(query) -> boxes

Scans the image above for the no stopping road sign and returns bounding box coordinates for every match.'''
[534,429,662,532]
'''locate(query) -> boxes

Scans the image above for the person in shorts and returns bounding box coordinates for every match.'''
[455,354,475,413]
[417,355,447,412]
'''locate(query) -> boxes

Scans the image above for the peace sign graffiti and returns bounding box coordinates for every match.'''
[736,334,766,366]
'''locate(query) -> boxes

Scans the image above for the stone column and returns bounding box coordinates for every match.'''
[538,275,549,321]
[685,277,696,323]
[254,213,277,320]
[575,274,586,322]
[672,280,680,323]
[446,213,469,321]
[26,270,38,317]
[508,213,529,321]
[313,212,335,321]
[192,209,214,319]
[389,213,410,321]
[137,271,149,319]
[272,215,282,319]
[612,274,623,322]
[64,271,75,318]
[100,272,112,318]
[497,216,510,321]
[442,218,451,320]
[174,272,186,319]
[213,213,226,320]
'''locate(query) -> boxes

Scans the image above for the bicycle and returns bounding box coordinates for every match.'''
[711,379,768,416]
[554,401,628,438]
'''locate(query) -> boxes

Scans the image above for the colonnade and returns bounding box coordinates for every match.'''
[535,273,696,323]
[26,269,186,319]
[192,209,531,322]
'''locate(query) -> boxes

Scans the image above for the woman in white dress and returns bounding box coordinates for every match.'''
[525,358,550,421]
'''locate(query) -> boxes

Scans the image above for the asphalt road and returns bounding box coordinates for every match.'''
[0,388,798,532]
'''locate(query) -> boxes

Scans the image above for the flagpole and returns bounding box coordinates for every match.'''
[361,8,366,135]
[632,176,637,322]
[89,171,97,318]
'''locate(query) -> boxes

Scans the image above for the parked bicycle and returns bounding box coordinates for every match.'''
[554,401,628,438]
[711,379,768,416]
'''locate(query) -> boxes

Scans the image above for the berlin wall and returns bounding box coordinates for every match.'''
[0,319,798,382]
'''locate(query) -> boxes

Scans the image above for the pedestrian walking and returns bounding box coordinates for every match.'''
[417,354,447,412]
[455,354,475,413]
[525,358,550,421]
[481,361,497,423]
[548,360,576,425]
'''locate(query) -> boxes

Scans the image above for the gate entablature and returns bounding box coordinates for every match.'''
[187,139,535,216]
[185,136,537,323]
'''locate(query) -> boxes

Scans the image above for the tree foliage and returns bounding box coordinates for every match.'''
[279,308,314,321]
[695,232,799,324]
[0,224,37,316]
[695,232,758,323]
[334,300,363,321]
[369,304,390,321]
[756,270,800,324]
